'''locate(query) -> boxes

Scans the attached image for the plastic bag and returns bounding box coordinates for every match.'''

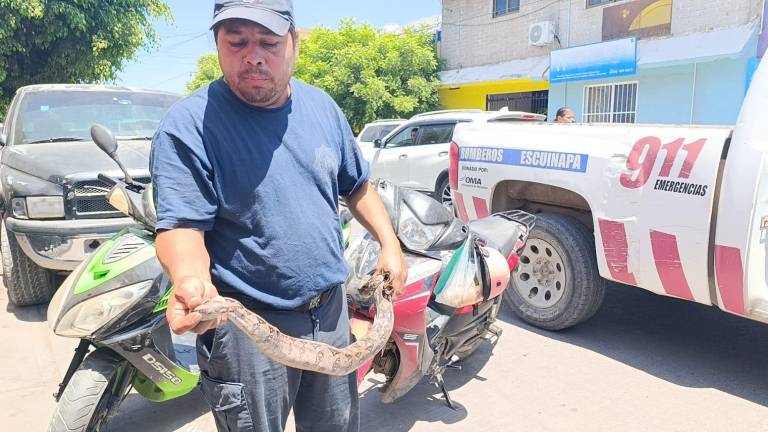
[433,237,483,308]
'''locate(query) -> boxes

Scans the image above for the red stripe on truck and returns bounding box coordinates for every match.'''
[649,231,695,301]
[453,191,469,223]
[714,245,746,315]
[597,219,637,285]
[472,197,489,219]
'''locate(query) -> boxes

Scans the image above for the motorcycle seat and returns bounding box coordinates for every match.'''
[468,216,526,258]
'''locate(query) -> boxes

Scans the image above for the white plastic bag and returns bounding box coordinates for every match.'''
[433,238,483,308]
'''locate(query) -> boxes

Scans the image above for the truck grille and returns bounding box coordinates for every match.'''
[71,177,151,218]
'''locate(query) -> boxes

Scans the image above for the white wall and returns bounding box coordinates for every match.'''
[441,0,763,70]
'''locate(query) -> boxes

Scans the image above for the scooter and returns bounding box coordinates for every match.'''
[346,181,534,408]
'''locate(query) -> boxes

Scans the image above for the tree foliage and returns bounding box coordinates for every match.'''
[0,0,171,114]
[295,20,441,132]
[186,53,221,94]
[185,20,442,132]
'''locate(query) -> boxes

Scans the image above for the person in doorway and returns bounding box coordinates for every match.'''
[555,107,575,123]
[149,1,407,431]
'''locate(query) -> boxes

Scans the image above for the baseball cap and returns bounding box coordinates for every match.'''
[211,0,294,36]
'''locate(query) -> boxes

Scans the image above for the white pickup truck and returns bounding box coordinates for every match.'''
[450,61,768,331]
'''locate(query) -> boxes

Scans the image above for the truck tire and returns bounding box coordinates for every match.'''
[1,221,55,306]
[48,348,133,432]
[504,213,605,330]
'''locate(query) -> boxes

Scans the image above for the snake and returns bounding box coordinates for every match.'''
[194,272,394,376]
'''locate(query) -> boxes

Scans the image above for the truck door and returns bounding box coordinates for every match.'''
[713,60,768,321]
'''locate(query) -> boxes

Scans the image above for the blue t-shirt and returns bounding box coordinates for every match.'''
[149,78,369,309]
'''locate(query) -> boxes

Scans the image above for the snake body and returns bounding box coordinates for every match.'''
[194,273,394,376]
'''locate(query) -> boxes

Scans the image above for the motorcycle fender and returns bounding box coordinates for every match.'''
[380,333,431,404]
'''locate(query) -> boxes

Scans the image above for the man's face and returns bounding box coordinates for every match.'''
[557,110,575,123]
[411,130,418,141]
[216,19,296,108]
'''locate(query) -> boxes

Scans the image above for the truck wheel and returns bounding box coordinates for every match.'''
[1,221,55,306]
[48,348,134,432]
[504,213,605,330]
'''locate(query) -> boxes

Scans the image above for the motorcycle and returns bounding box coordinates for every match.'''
[47,124,532,430]
[345,181,534,408]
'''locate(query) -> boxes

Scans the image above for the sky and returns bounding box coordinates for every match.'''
[116,0,442,94]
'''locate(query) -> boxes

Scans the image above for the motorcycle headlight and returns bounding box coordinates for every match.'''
[398,203,445,251]
[25,196,65,219]
[52,280,153,337]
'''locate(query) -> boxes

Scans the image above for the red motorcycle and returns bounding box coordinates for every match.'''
[346,180,534,408]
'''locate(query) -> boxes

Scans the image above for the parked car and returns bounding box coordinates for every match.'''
[0,84,181,306]
[356,119,404,160]
[369,109,545,208]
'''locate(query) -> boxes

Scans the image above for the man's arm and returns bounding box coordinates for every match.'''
[344,181,408,297]
[157,228,222,334]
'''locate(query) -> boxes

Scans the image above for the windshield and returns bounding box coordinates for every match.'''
[14,90,180,144]
[359,124,400,143]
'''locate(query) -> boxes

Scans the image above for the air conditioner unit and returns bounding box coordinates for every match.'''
[529,21,555,46]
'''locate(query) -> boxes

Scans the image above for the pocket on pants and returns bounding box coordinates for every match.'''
[199,371,256,432]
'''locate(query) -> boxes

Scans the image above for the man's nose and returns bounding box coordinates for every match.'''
[243,46,266,66]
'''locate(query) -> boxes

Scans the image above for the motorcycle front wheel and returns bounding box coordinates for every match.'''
[48,348,134,432]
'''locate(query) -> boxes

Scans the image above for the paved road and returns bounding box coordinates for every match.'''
[2,267,768,431]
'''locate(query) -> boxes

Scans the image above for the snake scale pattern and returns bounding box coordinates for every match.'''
[194,272,394,376]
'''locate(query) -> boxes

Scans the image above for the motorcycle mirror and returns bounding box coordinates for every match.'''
[90,124,118,156]
[90,124,133,184]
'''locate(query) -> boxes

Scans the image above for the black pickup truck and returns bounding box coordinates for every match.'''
[0,84,180,306]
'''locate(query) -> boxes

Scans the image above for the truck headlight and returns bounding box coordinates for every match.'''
[27,196,65,219]
[20,196,65,219]
[51,280,154,337]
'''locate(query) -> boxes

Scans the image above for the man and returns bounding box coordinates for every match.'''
[410,127,419,144]
[149,1,407,431]
[555,107,575,123]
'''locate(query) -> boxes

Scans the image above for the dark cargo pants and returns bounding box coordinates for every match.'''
[196,286,359,432]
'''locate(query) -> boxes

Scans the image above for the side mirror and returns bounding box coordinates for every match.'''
[0,133,5,147]
[90,124,118,156]
[374,139,383,148]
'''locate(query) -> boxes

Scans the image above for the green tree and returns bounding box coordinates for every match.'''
[186,53,222,94]
[295,20,441,132]
[0,0,171,114]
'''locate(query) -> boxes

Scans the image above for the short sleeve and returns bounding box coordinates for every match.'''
[150,130,218,231]
[334,106,370,197]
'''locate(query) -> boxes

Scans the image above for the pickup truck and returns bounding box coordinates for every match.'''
[450,61,768,330]
[0,84,180,306]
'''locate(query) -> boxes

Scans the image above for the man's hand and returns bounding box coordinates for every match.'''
[377,245,408,299]
[167,276,224,334]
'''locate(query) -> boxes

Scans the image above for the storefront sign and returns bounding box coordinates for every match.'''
[550,37,637,83]
[603,0,673,41]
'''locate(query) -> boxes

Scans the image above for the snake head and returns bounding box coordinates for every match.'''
[359,271,393,300]
[194,296,242,321]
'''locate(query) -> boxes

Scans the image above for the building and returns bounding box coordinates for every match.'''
[439,0,765,125]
